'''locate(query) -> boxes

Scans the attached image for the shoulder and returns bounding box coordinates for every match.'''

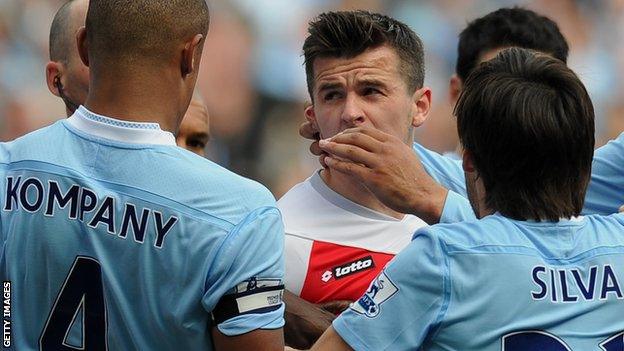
[1,121,66,161]
[414,215,517,251]
[164,149,278,217]
[277,176,315,214]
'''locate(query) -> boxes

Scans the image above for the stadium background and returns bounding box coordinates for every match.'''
[0,0,622,197]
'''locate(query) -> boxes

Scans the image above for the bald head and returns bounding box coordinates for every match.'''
[49,0,88,63]
[86,0,210,65]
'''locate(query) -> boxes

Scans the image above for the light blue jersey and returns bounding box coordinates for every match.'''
[0,107,285,350]
[334,213,624,351]
[585,132,624,215]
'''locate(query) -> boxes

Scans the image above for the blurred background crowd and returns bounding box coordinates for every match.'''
[1,0,623,197]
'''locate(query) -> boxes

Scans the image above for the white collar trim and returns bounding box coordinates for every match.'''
[66,106,176,146]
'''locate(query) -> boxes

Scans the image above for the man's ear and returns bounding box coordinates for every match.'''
[304,103,321,136]
[449,74,462,105]
[462,148,476,173]
[411,87,431,128]
[45,61,62,97]
[181,34,204,77]
[77,26,89,67]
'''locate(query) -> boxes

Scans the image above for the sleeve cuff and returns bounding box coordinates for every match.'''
[217,304,285,336]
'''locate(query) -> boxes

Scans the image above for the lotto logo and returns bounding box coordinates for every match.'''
[333,256,375,280]
[321,271,333,282]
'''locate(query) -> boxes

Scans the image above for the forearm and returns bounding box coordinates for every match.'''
[284,290,335,349]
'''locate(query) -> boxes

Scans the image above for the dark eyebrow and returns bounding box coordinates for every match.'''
[358,78,387,88]
[316,82,343,93]
[188,132,210,142]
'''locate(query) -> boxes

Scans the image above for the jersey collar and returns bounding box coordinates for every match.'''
[66,105,176,146]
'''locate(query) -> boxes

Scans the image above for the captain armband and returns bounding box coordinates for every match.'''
[212,278,284,325]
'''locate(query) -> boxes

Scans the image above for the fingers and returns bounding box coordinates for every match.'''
[299,121,318,141]
[310,140,323,157]
[325,130,382,153]
[337,126,390,143]
[319,153,328,169]
[320,140,379,168]
[324,156,371,179]
[319,300,352,315]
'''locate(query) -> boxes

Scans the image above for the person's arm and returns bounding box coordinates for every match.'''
[203,206,286,351]
[310,326,354,351]
[412,142,467,197]
[584,132,624,215]
[213,329,284,351]
[283,290,335,349]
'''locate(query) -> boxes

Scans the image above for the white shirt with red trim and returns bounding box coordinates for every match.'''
[277,171,427,303]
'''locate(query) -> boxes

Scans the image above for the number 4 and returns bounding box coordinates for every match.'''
[40,256,107,351]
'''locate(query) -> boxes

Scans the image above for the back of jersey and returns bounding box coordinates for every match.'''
[334,213,624,351]
[0,110,284,350]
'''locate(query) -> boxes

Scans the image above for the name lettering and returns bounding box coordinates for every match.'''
[3,177,178,248]
[531,265,623,302]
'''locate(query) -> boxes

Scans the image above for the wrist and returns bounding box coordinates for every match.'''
[407,183,447,225]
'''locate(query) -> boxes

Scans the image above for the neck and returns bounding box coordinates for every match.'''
[320,169,405,220]
[84,66,183,133]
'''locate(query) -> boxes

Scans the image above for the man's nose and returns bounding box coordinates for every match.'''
[340,94,366,126]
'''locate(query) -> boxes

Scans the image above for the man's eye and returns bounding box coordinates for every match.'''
[323,92,342,101]
[188,140,207,149]
[363,87,381,95]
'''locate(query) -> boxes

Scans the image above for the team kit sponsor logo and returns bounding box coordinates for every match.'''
[321,256,375,283]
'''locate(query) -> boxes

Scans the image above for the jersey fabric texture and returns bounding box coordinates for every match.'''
[277,171,427,303]
[334,213,624,351]
[0,107,285,350]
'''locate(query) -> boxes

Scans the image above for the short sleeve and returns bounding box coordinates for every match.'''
[333,229,448,350]
[202,207,285,336]
[439,190,476,224]
[584,133,624,215]
[413,142,467,197]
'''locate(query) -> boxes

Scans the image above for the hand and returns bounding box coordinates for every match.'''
[318,300,352,315]
[284,291,335,349]
[319,127,448,224]
[299,120,328,169]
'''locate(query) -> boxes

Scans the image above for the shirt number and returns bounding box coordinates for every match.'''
[40,256,107,350]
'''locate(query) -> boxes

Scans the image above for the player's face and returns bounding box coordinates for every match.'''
[309,45,425,144]
[176,97,210,157]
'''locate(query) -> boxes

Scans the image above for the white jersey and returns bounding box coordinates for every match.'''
[277,172,427,303]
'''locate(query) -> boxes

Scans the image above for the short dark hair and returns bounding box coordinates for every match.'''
[456,7,569,82]
[455,47,594,221]
[303,11,425,99]
[49,0,78,62]
[86,0,210,65]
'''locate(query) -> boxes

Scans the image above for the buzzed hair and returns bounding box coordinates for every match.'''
[86,0,210,64]
[49,0,78,62]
